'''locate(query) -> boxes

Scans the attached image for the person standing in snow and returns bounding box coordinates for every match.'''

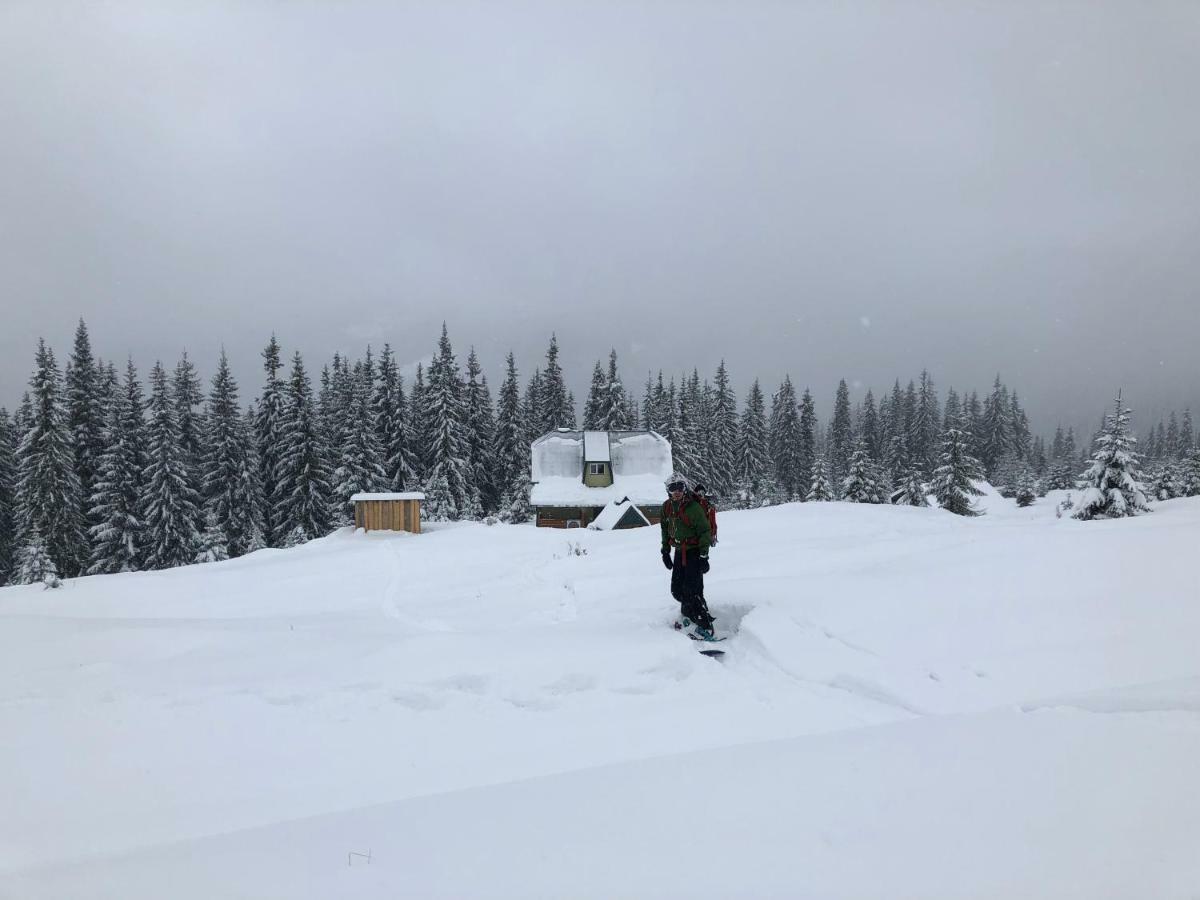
[661,475,715,637]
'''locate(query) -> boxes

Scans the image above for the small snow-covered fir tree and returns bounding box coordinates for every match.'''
[1148,465,1182,501]
[842,440,886,504]
[1073,392,1150,521]
[421,469,455,523]
[15,528,61,588]
[1015,469,1037,508]
[281,524,309,548]
[806,456,834,502]
[892,467,928,507]
[1182,450,1200,497]
[194,509,229,563]
[930,427,985,516]
[498,468,533,524]
[141,361,201,570]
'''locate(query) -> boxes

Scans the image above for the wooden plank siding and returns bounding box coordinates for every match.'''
[354,499,422,534]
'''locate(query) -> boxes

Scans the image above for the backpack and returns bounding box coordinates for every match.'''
[694,494,718,542]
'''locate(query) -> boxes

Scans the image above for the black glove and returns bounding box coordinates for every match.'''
[661,549,673,570]
[698,555,710,574]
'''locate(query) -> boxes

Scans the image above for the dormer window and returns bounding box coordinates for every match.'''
[588,463,606,476]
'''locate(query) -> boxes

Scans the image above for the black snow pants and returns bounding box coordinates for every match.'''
[670,547,713,629]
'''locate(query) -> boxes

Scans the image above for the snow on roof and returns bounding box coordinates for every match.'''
[589,497,651,530]
[531,475,667,508]
[583,431,611,462]
[349,492,426,502]
[530,431,674,507]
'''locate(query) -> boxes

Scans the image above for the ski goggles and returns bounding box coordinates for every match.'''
[667,481,686,493]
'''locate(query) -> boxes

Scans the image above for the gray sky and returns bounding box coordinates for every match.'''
[1,1,1198,434]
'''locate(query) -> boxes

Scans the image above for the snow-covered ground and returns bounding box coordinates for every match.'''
[2,490,1199,898]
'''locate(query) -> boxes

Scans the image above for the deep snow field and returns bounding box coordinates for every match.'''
[2,488,1199,899]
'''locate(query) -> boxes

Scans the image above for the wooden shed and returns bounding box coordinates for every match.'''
[350,492,425,534]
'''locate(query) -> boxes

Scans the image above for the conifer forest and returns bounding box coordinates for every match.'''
[2,318,1194,587]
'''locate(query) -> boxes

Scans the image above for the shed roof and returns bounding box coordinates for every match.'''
[589,497,651,530]
[349,492,426,502]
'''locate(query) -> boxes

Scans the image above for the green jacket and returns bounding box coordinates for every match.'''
[660,496,712,555]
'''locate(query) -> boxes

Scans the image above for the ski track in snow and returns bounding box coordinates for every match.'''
[2,492,1199,897]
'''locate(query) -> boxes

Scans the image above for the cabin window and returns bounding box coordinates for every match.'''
[588,463,606,475]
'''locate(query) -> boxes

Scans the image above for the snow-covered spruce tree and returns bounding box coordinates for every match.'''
[194,509,229,563]
[376,344,413,491]
[202,350,264,557]
[407,363,431,483]
[979,376,1011,476]
[992,453,1022,498]
[463,348,497,512]
[842,440,887,504]
[16,339,88,577]
[910,371,939,474]
[15,527,61,588]
[806,455,834,502]
[1073,393,1150,521]
[1183,450,1200,497]
[600,349,634,432]
[333,360,388,522]
[171,352,205,517]
[0,409,17,584]
[892,467,928,507]
[797,387,817,496]
[1009,391,1031,460]
[930,426,985,516]
[582,360,606,430]
[492,352,527,504]
[672,372,705,485]
[701,360,737,496]
[66,319,105,537]
[734,379,770,506]
[829,379,854,487]
[538,334,574,432]
[254,335,287,546]
[1148,464,1182,501]
[88,365,146,575]
[768,377,802,499]
[421,468,455,523]
[273,351,334,541]
[241,407,268,555]
[498,468,533,524]
[1015,469,1037,508]
[141,361,201,570]
[423,324,470,517]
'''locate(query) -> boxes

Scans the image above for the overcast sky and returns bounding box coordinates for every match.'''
[1,1,1197,434]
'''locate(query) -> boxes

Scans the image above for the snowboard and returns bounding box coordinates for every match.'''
[674,620,726,658]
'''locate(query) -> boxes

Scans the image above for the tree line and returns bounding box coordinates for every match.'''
[1,319,1196,587]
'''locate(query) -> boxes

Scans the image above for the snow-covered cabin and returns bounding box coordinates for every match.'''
[530,430,672,528]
